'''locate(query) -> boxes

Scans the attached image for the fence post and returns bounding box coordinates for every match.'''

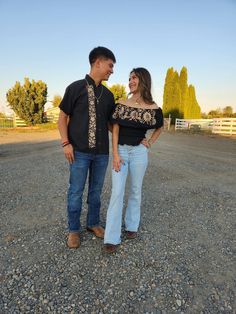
[230,119,232,135]
[168,114,171,130]
[13,114,17,127]
[175,119,178,130]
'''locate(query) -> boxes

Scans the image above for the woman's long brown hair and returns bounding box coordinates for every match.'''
[130,67,154,104]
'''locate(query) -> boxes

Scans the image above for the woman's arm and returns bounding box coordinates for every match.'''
[147,127,163,147]
[108,123,113,133]
[141,127,163,148]
[112,123,123,172]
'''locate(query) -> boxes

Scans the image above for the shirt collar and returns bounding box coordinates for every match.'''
[85,74,102,88]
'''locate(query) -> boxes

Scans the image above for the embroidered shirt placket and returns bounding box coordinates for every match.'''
[87,84,96,148]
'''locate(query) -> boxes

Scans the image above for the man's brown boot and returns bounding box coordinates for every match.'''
[67,232,80,249]
[86,226,104,238]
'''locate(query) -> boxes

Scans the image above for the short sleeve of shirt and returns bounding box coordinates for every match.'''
[59,86,73,115]
[111,96,116,113]
[155,108,164,129]
[109,103,121,124]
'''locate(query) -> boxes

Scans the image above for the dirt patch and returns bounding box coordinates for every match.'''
[0,129,60,144]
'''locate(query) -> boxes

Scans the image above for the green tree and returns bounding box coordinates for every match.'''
[163,68,181,122]
[52,94,62,107]
[108,84,127,102]
[171,81,182,121]
[6,78,47,125]
[0,112,6,118]
[208,108,222,118]
[185,85,201,119]
[223,106,233,117]
[163,67,175,116]
[179,66,188,117]
[201,112,208,119]
[163,66,201,121]
[102,81,108,88]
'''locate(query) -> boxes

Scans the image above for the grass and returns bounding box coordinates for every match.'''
[0,122,58,133]
[0,121,13,128]
[35,122,58,130]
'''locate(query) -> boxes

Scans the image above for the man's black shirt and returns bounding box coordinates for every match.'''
[59,75,115,154]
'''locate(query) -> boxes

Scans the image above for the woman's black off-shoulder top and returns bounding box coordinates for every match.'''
[110,103,164,146]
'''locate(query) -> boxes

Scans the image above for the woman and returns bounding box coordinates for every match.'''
[104,67,163,253]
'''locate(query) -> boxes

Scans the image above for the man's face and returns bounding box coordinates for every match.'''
[97,58,114,81]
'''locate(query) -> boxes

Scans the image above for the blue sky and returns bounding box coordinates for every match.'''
[0,0,236,114]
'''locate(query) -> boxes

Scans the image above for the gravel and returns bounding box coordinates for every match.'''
[0,130,235,313]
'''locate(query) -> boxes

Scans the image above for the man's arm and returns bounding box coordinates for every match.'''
[58,110,69,142]
[58,110,74,164]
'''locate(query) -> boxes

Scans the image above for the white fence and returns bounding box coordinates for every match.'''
[46,107,60,123]
[0,117,14,128]
[13,115,27,127]
[175,119,213,130]
[0,115,27,128]
[0,108,59,128]
[212,118,236,135]
[164,117,171,130]
[175,118,236,135]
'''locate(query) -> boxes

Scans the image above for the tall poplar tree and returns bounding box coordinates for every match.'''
[172,71,181,120]
[163,67,175,115]
[179,66,188,117]
[163,66,201,121]
[186,85,201,119]
[172,81,181,111]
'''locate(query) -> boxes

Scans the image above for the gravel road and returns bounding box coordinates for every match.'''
[0,129,235,313]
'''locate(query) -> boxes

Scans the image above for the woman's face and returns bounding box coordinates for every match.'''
[129,72,140,94]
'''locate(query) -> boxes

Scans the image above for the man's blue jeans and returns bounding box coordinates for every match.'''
[67,151,109,232]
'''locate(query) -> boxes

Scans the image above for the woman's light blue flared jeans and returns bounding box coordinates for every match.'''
[104,144,148,245]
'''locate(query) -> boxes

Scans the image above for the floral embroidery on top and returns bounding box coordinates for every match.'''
[87,85,96,148]
[112,103,157,126]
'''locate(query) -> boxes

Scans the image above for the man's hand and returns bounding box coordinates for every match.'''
[63,144,74,164]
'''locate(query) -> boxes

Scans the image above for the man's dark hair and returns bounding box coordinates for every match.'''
[89,46,116,65]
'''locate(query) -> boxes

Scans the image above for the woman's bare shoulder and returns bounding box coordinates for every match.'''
[145,102,159,109]
[117,99,128,106]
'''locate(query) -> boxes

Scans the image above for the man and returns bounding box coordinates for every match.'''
[58,46,116,248]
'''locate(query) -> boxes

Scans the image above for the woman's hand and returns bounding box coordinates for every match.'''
[140,138,149,148]
[113,154,124,172]
[63,144,74,164]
